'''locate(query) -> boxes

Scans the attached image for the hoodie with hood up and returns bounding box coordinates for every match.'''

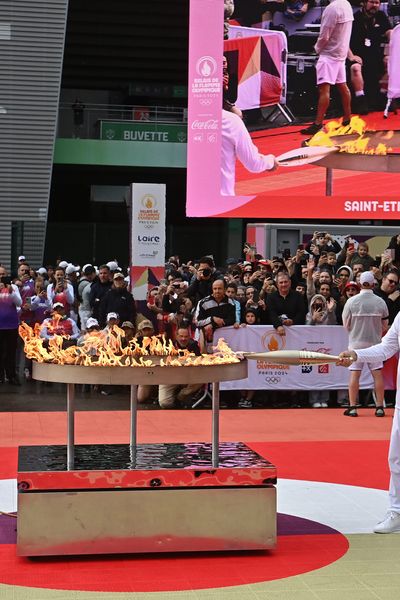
[306,294,337,326]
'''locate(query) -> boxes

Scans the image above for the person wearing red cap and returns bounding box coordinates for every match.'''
[344,280,360,295]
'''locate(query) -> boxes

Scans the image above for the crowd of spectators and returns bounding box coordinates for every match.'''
[1,231,400,408]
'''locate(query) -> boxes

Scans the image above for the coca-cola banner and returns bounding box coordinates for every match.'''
[214,325,396,391]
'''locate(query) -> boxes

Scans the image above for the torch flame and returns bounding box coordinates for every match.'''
[307,116,393,155]
[18,323,240,368]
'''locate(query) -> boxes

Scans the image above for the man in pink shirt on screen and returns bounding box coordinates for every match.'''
[221,109,278,196]
[301,0,353,136]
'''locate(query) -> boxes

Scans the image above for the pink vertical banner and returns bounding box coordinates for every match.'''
[186,0,224,216]
[187,0,256,217]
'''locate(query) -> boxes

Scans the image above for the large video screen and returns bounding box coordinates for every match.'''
[186,0,400,220]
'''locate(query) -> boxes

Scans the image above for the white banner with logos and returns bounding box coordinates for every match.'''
[131,183,166,267]
[214,325,377,390]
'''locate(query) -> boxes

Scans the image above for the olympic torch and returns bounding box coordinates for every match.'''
[243,350,342,366]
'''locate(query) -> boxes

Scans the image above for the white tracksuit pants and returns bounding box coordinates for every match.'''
[389,408,400,512]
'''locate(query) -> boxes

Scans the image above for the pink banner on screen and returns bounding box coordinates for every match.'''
[186,0,254,217]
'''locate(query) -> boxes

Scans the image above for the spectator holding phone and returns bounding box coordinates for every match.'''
[379,249,397,275]
[0,266,22,385]
[337,239,376,270]
[241,263,253,286]
[244,286,259,311]
[334,265,353,295]
[307,293,337,326]
[146,286,163,315]
[186,256,223,305]
[30,276,51,325]
[162,279,187,314]
[306,293,336,407]
[306,231,342,261]
[248,259,271,291]
[160,279,190,336]
[47,266,74,315]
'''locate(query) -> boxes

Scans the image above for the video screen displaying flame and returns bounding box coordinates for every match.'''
[307,116,394,155]
[19,322,240,367]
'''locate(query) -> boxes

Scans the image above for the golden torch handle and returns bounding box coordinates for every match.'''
[243,350,342,366]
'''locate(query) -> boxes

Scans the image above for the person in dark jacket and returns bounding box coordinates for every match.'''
[186,256,223,306]
[387,235,400,269]
[99,272,136,328]
[267,271,306,336]
[375,270,400,325]
[0,266,22,384]
[194,279,236,343]
[89,264,112,321]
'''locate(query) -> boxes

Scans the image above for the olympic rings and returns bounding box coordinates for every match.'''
[265,376,281,384]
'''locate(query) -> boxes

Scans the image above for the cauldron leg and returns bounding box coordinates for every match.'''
[326,167,333,196]
[212,382,220,467]
[67,383,75,470]
[130,384,138,462]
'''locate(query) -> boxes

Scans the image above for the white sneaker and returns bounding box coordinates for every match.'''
[374,511,400,534]
[312,402,322,408]
[320,402,328,408]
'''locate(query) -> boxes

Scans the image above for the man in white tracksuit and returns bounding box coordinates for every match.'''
[339,313,400,533]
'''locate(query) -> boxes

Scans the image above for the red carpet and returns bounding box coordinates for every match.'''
[0,408,393,445]
[247,440,390,490]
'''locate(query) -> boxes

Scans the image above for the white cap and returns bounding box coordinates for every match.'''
[66,264,79,275]
[106,261,119,271]
[107,312,119,321]
[360,271,375,286]
[86,317,99,329]
[58,261,69,269]
[37,267,47,275]
[18,255,26,261]
[113,271,124,280]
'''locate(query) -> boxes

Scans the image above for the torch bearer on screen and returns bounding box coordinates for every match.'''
[243,350,343,366]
